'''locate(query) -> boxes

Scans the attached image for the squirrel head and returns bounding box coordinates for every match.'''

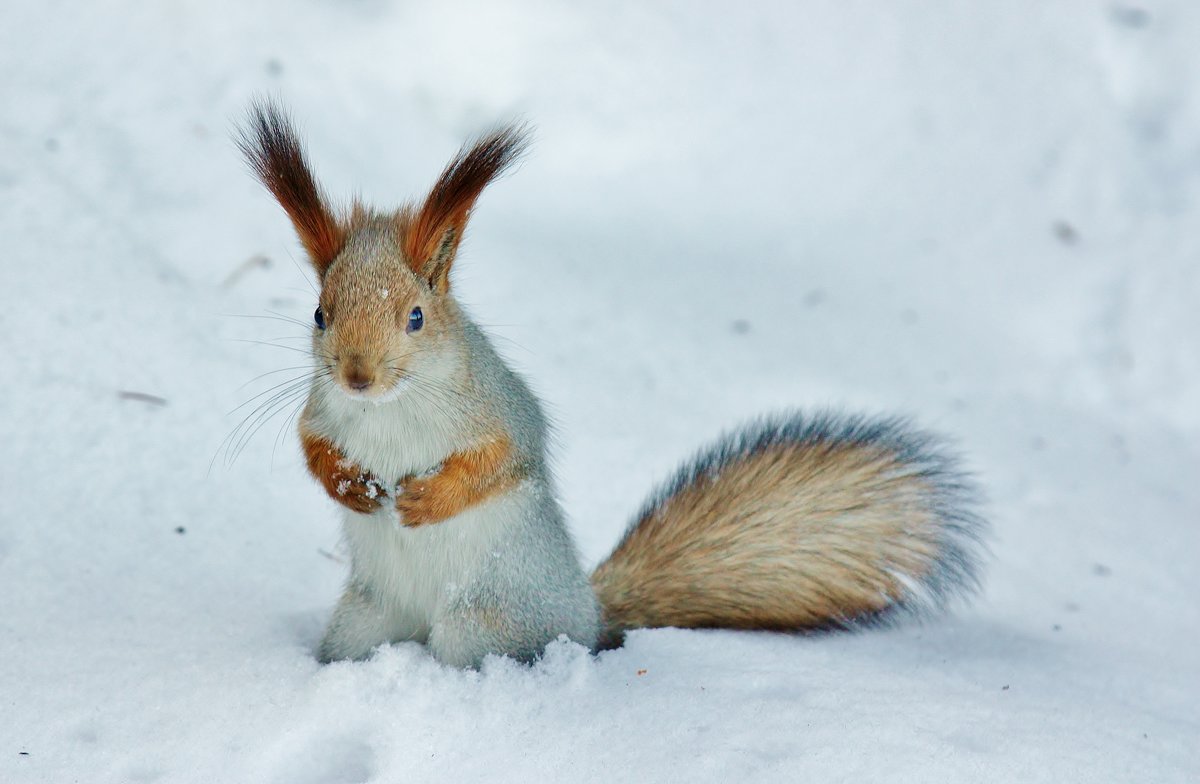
[238,100,528,399]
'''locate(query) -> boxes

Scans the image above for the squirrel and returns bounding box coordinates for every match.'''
[237,101,988,668]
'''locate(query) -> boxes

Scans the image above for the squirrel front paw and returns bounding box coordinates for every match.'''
[395,475,450,527]
[302,431,388,514]
[394,442,519,527]
[329,463,387,514]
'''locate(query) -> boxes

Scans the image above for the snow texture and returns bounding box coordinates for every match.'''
[2,1,1198,782]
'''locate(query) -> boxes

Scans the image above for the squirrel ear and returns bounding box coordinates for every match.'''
[403,124,530,293]
[237,100,344,277]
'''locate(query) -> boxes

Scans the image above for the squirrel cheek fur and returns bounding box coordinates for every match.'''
[238,101,989,668]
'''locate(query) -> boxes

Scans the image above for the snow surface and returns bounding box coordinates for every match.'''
[3,1,1198,781]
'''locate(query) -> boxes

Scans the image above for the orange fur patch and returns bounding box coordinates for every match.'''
[301,429,385,514]
[396,436,520,526]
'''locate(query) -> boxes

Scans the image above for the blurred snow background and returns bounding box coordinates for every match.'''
[1,1,1197,781]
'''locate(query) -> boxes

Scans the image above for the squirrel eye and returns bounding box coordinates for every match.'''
[407,306,424,333]
[314,307,326,330]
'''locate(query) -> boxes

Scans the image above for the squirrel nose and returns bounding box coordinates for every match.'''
[341,356,375,392]
[345,370,374,391]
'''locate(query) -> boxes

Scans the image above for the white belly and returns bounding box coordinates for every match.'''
[340,483,528,641]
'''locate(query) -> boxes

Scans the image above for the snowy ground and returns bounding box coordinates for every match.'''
[2,1,1198,781]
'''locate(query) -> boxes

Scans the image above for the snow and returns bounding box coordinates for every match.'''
[2,1,1198,781]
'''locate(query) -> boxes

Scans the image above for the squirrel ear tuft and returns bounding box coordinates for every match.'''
[403,124,530,293]
[237,99,344,277]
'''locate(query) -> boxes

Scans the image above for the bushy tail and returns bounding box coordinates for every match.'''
[590,412,987,648]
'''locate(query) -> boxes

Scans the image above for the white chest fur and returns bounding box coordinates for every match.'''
[312,383,467,484]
